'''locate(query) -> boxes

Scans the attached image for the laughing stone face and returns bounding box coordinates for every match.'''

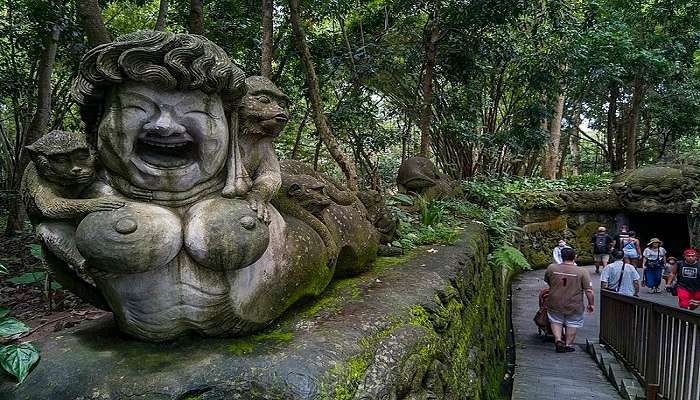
[98,82,229,192]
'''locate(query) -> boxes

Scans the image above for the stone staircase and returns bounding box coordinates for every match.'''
[586,338,647,400]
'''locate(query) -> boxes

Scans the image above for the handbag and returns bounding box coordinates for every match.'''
[646,249,665,269]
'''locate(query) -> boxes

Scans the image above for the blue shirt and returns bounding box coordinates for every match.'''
[601,260,640,296]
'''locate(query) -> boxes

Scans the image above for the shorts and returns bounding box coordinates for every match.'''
[594,254,610,263]
[547,310,584,328]
[677,287,700,310]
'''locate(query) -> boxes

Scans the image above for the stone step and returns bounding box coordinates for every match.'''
[621,378,646,400]
[595,348,615,369]
[592,343,608,360]
[585,338,645,400]
[607,363,634,391]
[586,337,599,355]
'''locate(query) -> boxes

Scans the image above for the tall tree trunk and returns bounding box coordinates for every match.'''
[418,7,439,158]
[260,0,274,78]
[615,103,627,170]
[154,0,169,30]
[289,0,358,190]
[626,76,645,170]
[188,0,204,34]
[606,85,619,171]
[557,128,571,178]
[5,0,63,234]
[290,106,309,159]
[542,91,565,179]
[76,0,110,46]
[569,100,583,176]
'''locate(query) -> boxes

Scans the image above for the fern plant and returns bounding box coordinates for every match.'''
[490,245,531,272]
[414,194,443,226]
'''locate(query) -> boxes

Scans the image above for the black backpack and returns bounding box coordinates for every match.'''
[594,234,609,254]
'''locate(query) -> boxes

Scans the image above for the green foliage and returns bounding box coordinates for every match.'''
[5,271,61,290]
[489,246,531,272]
[0,317,29,337]
[461,180,508,208]
[28,244,43,261]
[483,207,522,248]
[390,193,414,207]
[0,343,40,383]
[0,263,7,275]
[414,195,444,226]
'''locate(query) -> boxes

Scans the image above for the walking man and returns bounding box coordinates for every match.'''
[545,248,595,353]
[591,226,614,273]
[673,249,700,310]
[601,250,640,297]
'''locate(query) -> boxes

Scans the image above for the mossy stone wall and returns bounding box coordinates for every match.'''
[517,210,616,269]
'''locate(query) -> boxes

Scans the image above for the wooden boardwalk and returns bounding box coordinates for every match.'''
[511,265,621,400]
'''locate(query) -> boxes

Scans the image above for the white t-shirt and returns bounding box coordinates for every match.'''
[642,247,666,260]
[601,260,641,296]
[552,245,570,264]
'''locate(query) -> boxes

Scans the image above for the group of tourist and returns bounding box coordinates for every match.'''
[589,225,699,306]
[542,225,700,353]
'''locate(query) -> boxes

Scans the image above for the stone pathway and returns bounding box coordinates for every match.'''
[511,265,621,400]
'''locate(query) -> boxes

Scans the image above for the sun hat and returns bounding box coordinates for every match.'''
[683,248,698,257]
[597,226,606,232]
[647,238,663,246]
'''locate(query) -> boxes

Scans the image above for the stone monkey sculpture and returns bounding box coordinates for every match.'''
[238,76,289,222]
[272,173,338,261]
[355,190,399,245]
[280,160,357,206]
[21,130,124,269]
[396,156,457,198]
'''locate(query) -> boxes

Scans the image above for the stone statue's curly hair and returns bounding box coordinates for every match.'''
[71,30,246,144]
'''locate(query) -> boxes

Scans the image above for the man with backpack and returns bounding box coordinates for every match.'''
[545,247,595,353]
[591,226,614,274]
[601,250,640,297]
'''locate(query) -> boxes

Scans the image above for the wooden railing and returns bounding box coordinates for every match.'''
[600,290,700,400]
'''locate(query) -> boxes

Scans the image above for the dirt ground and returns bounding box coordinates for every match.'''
[0,231,108,343]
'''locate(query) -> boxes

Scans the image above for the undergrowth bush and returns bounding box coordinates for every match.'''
[387,172,610,254]
[489,245,531,272]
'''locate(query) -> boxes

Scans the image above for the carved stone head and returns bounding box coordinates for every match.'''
[71,31,246,192]
[239,76,289,139]
[26,130,96,186]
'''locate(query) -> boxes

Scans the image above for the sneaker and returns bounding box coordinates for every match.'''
[555,340,566,353]
[565,346,576,352]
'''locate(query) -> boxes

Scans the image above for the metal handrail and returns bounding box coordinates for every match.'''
[600,289,700,400]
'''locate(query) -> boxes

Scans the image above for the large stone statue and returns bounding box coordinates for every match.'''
[22,31,347,341]
[397,156,459,198]
[611,164,700,213]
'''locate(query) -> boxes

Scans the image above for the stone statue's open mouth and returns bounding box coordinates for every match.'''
[136,135,197,169]
[72,174,94,184]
